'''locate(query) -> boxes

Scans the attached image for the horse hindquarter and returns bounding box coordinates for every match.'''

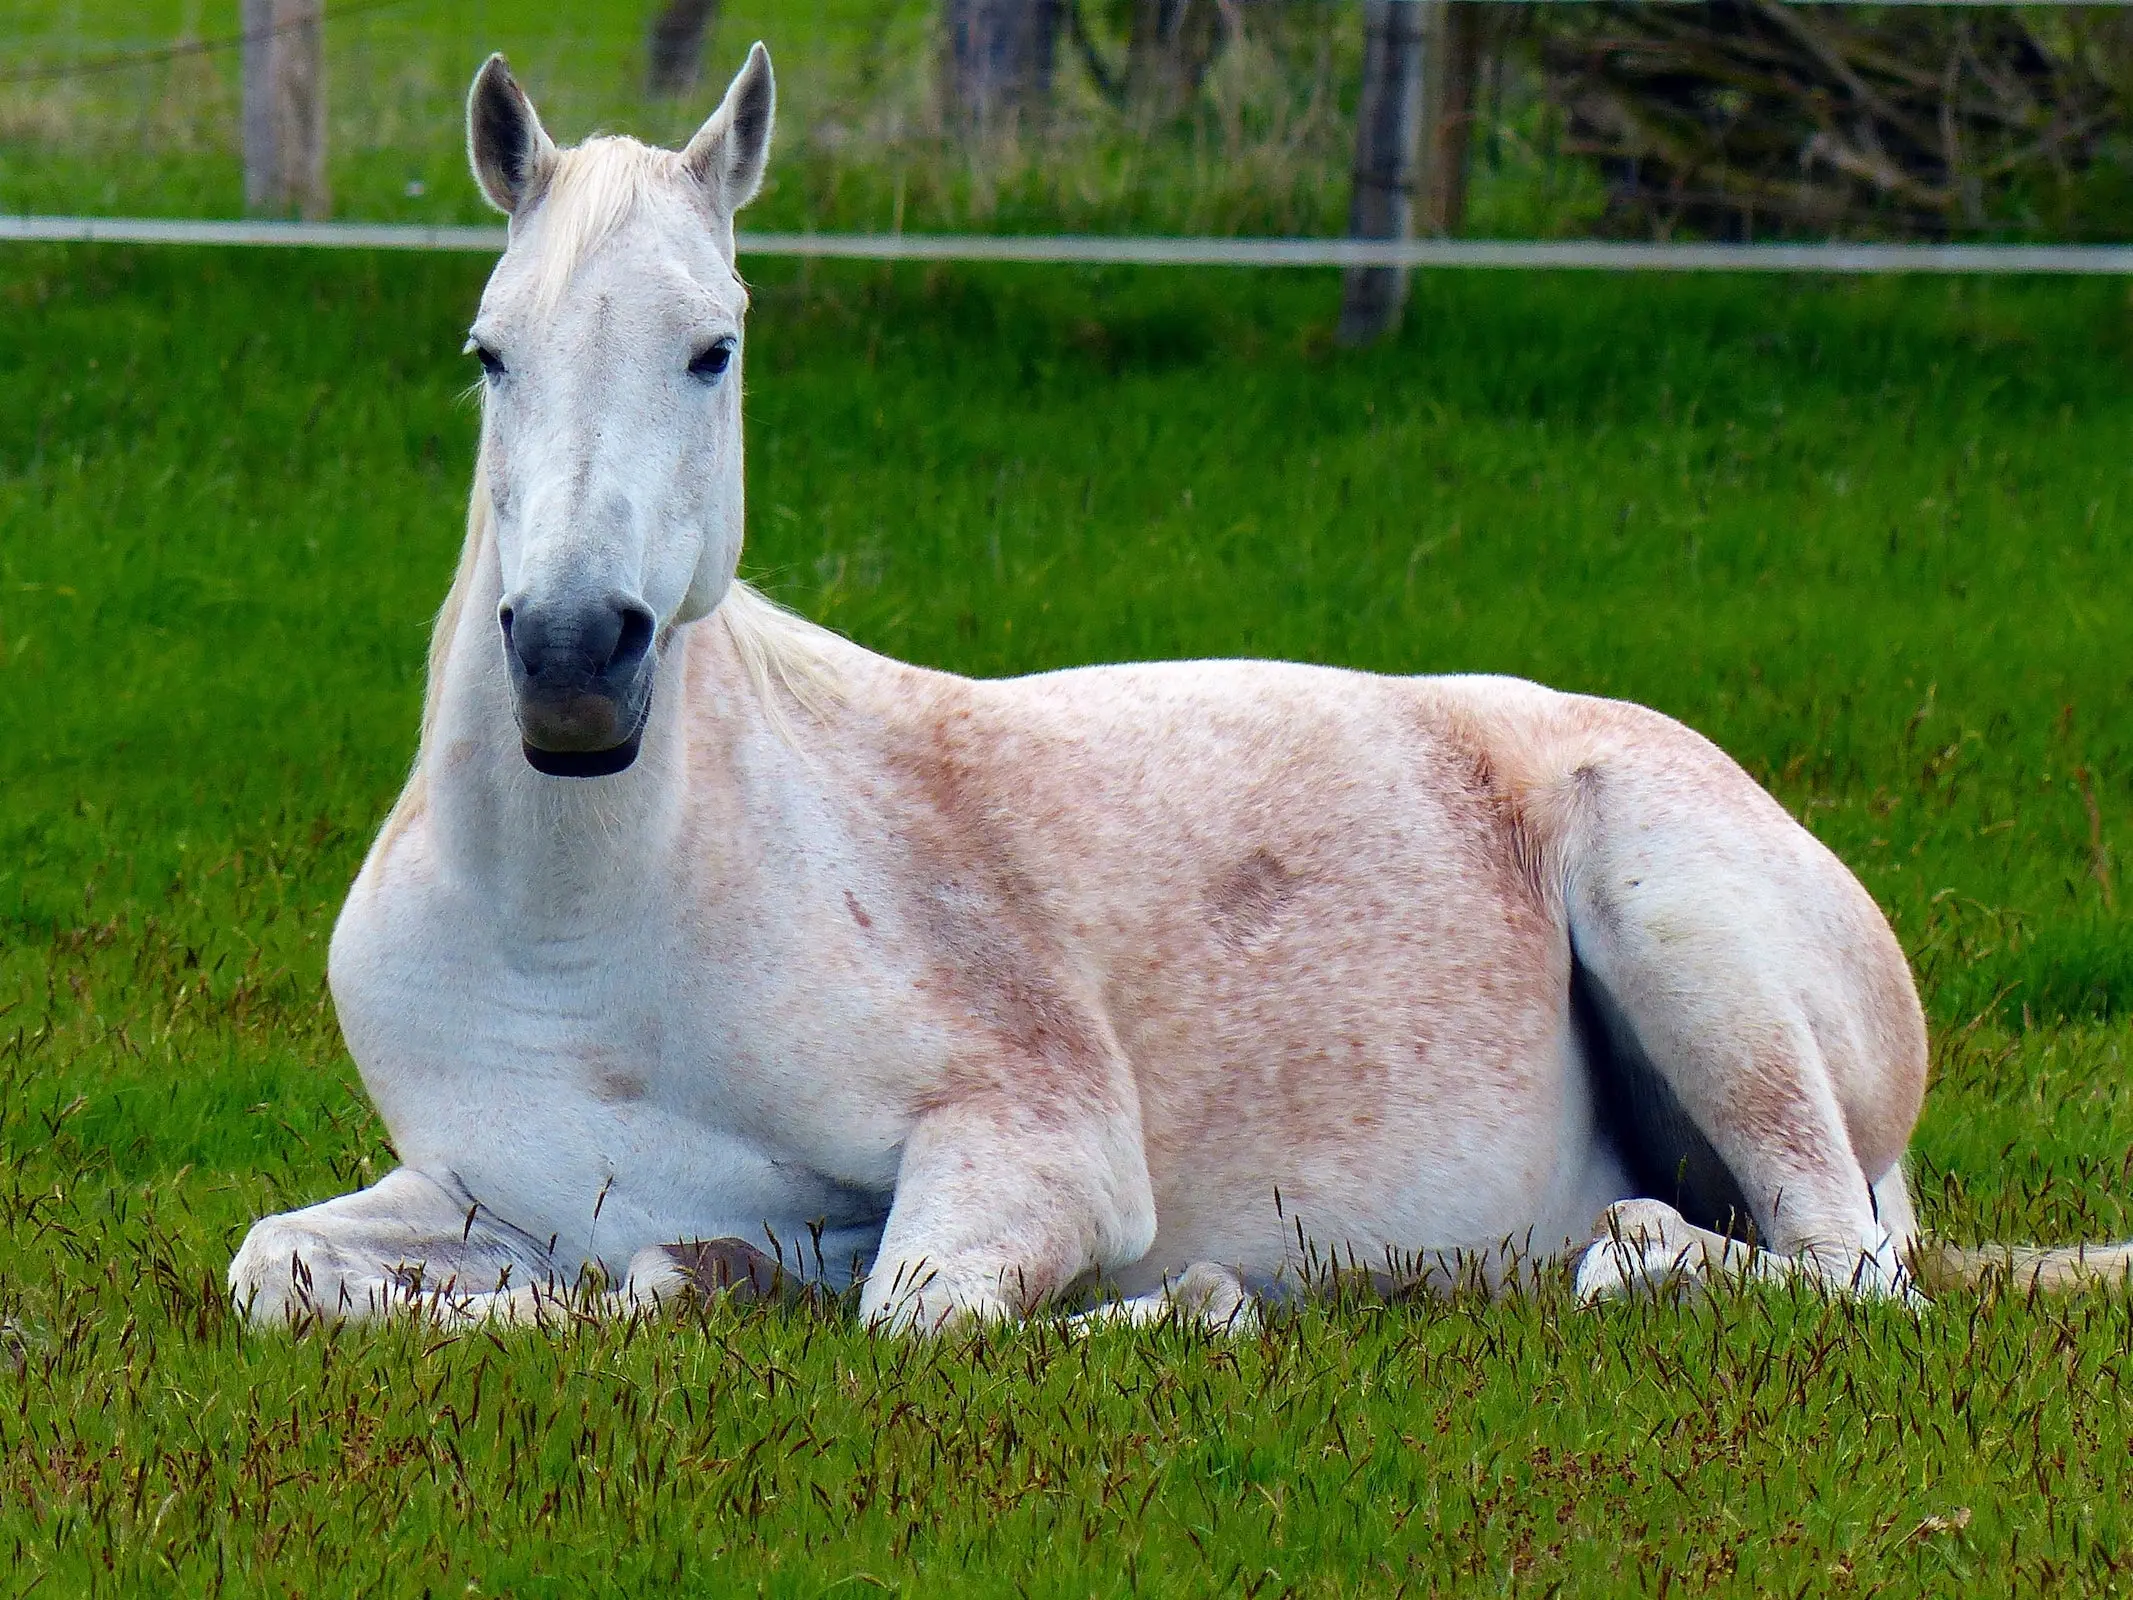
[1539,700,1928,1294]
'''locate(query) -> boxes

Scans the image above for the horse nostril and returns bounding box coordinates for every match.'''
[608,603,655,676]
[497,600,532,673]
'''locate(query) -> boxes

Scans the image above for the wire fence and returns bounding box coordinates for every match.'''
[3,1,2131,254]
[10,211,2133,272]
[0,0,419,87]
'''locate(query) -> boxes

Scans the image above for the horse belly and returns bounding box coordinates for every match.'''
[1120,1002,1619,1293]
[1102,840,1620,1291]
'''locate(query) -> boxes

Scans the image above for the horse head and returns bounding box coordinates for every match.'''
[462,44,773,776]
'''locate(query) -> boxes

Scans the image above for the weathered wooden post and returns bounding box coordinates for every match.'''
[942,0,1062,133]
[1424,2,1483,235]
[241,0,328,219]
[648,0,721,97]
[1124,0,1226,118]
[1339,0,1427,346]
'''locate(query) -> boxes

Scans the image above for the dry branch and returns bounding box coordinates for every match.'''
[1530,1,2133,238]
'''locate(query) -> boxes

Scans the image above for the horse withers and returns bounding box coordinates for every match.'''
[229,44,2130,1332]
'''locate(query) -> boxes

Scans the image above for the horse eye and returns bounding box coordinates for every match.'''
[464,338,505,379]
[689,339,734,381]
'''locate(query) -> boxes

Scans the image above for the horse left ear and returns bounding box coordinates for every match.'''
[467,55,556,215]
[681,42,775,215]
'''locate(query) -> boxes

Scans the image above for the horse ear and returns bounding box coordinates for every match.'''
[681,42,775,215]
[467,54,556,215]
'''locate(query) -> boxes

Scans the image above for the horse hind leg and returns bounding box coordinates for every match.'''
[1569,964,1913,1300]
[1575,1193,1927,1303]
[1560,754,1927,1301]
[1576,1198,1781,1301]
[1067,1263,1260,1335]
[1577,1166,1925,1304]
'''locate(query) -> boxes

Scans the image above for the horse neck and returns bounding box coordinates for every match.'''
[417,510,717,921]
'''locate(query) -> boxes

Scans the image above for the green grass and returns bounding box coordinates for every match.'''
[4,245,2133,1594]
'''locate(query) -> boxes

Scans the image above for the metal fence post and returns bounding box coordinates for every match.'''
[1339,0,1429,347]
[242,0,328,220]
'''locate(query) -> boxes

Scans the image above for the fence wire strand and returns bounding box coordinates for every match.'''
[0,0,423,87]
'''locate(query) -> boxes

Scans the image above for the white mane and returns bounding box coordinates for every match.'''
[713,578,846,735]
[519,136,676,312]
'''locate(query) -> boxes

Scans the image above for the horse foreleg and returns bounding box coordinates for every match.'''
[228,1167,562,1326]
[858,1091,1158,1334]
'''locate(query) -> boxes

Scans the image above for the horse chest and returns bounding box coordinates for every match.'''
[330,870,907,1262]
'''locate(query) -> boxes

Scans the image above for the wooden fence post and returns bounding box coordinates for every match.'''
[1123,0,1226,118]
[1424,2,1483,235]
[242,0,328,220]
[1339,0,1427,346]
[942,0,1063,133]
[648,0,721,97]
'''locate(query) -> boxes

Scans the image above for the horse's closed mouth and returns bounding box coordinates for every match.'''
[501,588,659,772]
[520,680,653,777]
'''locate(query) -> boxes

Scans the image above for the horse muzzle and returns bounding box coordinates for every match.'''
[499,590,657,777]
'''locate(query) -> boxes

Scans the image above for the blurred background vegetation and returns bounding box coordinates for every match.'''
[2,0,2129,240]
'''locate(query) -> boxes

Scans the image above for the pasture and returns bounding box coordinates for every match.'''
[3,245,2133,1594]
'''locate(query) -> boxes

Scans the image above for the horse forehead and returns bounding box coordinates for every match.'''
[485,209,744,331]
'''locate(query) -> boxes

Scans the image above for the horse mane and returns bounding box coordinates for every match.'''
[419,457,495,748]
[418,464,843,758]
[712,577,847,739]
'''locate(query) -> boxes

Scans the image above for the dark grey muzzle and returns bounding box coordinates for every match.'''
[498,590,656,776]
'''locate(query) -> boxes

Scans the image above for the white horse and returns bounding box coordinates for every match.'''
[230,45,2130,1333]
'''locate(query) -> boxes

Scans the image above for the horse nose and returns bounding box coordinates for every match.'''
[499,591,655,693]
[497,590,658,768]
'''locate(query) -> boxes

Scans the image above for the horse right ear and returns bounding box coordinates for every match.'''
[467,55,556,215]
[681,43,775,217]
